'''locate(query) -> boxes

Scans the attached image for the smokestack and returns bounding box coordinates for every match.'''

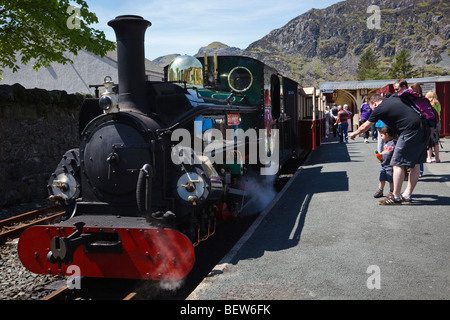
[108,15,151,114]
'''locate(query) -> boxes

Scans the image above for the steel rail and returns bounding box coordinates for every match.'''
[43,279,140,300]
[0,205,61,228]
[0,206,66,243]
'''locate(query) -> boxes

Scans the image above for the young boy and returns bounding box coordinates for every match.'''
[373,126,396,198]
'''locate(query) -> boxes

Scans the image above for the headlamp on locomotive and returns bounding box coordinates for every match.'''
[98,76,119,113]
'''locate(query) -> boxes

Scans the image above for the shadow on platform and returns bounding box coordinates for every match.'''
[230,165,349,264]
[407,193,450,206]
[308,137,353,164]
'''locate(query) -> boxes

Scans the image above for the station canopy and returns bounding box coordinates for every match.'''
[319,76,450,93]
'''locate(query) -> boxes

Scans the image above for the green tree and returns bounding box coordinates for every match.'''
[0,0,115,77]
[356,48,383,80]
[388,49,417,79]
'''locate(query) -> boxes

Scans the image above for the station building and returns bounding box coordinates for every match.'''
[319,76,450,137]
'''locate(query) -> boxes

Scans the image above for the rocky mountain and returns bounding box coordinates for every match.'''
[244,0,449,86]
[155,0,449,87]
[152,53,181,67]
[194,41,243,57]
[153,42,243,67]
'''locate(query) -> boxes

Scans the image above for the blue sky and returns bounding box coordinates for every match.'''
[84,0,341,60]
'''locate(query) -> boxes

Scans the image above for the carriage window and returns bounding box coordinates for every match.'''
[228,67,253,92]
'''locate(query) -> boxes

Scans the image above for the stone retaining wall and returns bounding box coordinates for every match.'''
[0,83,89,208]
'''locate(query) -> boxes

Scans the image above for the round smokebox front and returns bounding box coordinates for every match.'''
[81,115,152,203]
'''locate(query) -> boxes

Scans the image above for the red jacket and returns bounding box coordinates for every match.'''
[336,110,348,124]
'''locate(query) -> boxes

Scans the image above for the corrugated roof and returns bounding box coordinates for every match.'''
[319,76,450,91]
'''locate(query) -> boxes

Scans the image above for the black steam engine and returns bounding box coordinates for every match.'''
[18,15,310,280]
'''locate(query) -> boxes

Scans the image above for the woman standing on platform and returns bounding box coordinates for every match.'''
[425,91,441,163]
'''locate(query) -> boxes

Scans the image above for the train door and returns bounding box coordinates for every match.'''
[271,74,291,164]
[436,82,450,137]
[282,77,299,157]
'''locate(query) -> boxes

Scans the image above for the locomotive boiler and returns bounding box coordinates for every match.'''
[18,14,306,281]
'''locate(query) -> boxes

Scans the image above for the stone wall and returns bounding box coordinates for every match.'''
[0,83,89,208]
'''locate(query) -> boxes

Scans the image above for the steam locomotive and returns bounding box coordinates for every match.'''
[18,15,320,280]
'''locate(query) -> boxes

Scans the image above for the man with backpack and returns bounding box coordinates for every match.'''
[349,81,431,205]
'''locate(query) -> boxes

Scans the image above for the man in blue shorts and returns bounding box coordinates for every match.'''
[349,90,430,205]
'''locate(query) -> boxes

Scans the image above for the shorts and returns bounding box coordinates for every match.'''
[390,123,430,168]
[379,166,393,183]
[428,122,441,147]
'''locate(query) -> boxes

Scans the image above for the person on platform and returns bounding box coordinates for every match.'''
[393,79,408,94]
[325,105,330,138]
[359,97,372,143]
[335,105,349,143]
[344,104,352,133]
[373,126,396,199]
[330,103,338,137]
[425,91,441,163]
[349,91,430,205]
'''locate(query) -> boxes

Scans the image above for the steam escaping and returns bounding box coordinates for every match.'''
[130,278,185,299]
[159,279,185,291]
[239,174,277,216]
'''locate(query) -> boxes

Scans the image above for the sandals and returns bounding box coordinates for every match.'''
[378,194,412,205]
[401,195,412,203]
[378,194,403,205]
[373,189,383,198]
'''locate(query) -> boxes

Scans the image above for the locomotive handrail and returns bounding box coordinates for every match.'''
[156,104,258,136]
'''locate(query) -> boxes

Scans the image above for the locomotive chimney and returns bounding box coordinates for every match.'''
[108,15,151,114]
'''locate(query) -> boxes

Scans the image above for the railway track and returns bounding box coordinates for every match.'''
[0,205,142,300]
[0,205,66,244]
[0,201,261,300]
[0,205,67,299]
[43,278,141,300]
[41,214,258,300]
[1,154,305,300]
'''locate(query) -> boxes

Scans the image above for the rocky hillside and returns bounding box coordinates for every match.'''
[155,0,449,87]
[152,53,181,67]
[244,0,449,86]
[154,0,450,86]
[153,42,242,67]
[195,41,243,57]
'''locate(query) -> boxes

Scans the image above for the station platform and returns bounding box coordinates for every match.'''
[188,136,450,300]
